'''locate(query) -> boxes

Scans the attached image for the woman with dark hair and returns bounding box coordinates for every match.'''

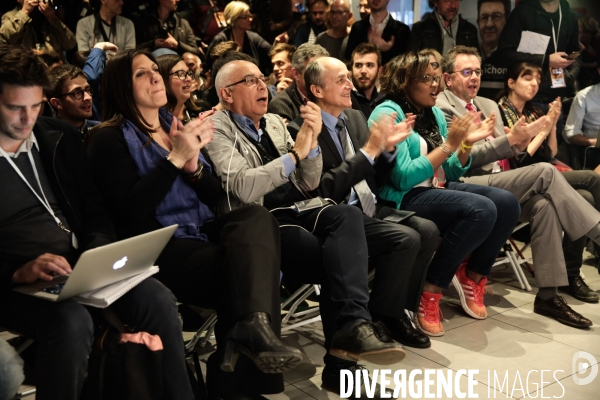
[156,54,205,123]
[87,49,301,399]
[498,62,600,303]
[369,50,521,337]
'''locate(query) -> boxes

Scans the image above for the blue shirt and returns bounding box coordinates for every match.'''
[231,112,320,176]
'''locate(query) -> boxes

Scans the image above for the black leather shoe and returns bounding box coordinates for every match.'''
[372,314,431,349]
[322,364,393,398]
[220,312,302,374]
[533,295,593,329]
[558,276,599,303]
[329,320,406,365]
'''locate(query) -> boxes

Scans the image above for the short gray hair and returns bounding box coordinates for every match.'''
[214,61,239,103]
[304,59,327,103]
[291,44,329,72]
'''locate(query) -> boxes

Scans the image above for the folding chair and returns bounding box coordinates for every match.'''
[492,222,533,291]
[280,284,322,332]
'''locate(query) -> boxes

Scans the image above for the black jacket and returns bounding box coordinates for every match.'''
[288,108,395,204]
[267,81,304,123]
[0,117,115,291]
[350,88,386,120]
[497,0,580,102]
[345,16,411,66]
[87,125,223,241]
[205,27,272,73]
[134,8,199,55]
[408,12,478,55]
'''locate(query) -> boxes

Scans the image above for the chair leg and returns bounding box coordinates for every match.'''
[508,250,532,291]
[184,312,218,354]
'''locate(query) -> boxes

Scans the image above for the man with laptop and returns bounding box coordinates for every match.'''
[0,45,197,400]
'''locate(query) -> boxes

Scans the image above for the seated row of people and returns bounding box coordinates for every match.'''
[3,39,600,399]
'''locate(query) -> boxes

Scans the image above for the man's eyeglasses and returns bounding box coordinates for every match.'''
[419,75,441,86]
[478,13,505,23]
[58,87,93,100]
[330,10,349,17]
[452,69,483,78]
[225,75,268,88]
[170,70,195,80]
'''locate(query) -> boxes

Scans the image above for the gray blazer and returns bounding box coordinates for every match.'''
[435,89,519,177]
[205,111,322,214]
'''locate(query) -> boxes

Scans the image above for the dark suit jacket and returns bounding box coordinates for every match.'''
[408,12,478,54]
[267,81,304,122]
[288,108,395,205]
[345,16,411,66]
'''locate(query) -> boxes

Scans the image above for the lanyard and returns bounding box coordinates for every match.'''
[0,141,71,234]
[550,5,562,53]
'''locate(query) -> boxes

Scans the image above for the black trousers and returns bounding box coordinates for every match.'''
[154,205,283,396]
[0,279,194,400]
[278,204,437,370]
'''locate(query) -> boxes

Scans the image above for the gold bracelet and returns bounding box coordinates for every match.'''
[460,141,473,154]
[188,163,204,182]
[439,143,453,157]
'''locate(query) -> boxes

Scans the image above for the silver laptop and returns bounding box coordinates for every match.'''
[13,225,177,301]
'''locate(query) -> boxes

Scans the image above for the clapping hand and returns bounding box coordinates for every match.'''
[297,101,322,153]
[169,113,214,173]
[464,112,496,145]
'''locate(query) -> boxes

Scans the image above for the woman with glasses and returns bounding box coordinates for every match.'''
[498,62,600,303]
[369,50,520,337]
[87,49,302,399]
[156,54,208,123]
[205,1,274,76]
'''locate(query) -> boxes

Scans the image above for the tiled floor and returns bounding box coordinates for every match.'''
[9,246,600,399]
[261,250,600,399]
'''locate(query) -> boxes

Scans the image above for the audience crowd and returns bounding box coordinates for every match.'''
[1,0,600,399]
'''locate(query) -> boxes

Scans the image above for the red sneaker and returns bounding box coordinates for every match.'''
[416,292,444,337]
[452,263,488,320]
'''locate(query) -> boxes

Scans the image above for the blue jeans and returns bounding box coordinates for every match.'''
[0,338,24,400]
[402,183,520,289]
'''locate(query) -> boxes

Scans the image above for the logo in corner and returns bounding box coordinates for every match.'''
[572,351,598,385]
[112,256,128,270]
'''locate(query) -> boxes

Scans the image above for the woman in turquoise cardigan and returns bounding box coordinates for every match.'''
[369,51,520,337]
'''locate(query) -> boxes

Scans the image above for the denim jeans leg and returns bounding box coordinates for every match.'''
[447,182,521,276]
[403,188,497,289]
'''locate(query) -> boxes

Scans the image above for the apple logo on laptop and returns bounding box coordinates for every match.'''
[113,256,128,270]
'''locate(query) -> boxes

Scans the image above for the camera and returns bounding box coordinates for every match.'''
[41,0,62,7]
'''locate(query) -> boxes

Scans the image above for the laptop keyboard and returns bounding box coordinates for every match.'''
[42,283,65,295]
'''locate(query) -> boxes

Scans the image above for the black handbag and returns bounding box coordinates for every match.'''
[82,309,164,400]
